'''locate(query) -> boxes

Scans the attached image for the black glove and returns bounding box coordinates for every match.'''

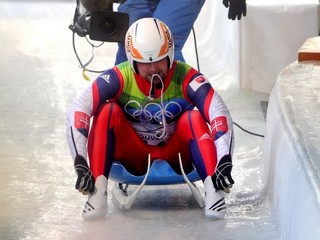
[74,155,95,194]
[212,155,234,192]
[223,0,247,20]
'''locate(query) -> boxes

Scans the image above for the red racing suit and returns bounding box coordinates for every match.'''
[66,61,234,180]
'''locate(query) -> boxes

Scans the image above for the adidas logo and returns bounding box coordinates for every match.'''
[100,74,110,83]
[199,133,213,141]
[209,198,226,212]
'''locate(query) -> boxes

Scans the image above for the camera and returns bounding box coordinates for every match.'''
[70,0,129,42]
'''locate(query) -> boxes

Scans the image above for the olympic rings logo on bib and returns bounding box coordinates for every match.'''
[124,99,182,123]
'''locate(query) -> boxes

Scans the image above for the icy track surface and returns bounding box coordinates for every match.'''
[0,1,280,239]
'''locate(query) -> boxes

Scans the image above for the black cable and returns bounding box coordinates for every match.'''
[71,31,106,74]
[69,0,106,74]
[233,122,264,138]
[191,27,200,72]
[191,26,264,138]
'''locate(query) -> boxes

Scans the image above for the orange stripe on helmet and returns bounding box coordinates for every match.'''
[158,22,171,58]
[127,33,144,60]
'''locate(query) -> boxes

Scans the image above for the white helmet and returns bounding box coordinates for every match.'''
[125,18,174,73]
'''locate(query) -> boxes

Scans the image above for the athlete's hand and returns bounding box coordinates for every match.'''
[223,0,247,20]
[74,155,95,194]
[212,155,234,192]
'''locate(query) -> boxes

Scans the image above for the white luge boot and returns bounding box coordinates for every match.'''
[82,175,108,220]
[204,176,227,219]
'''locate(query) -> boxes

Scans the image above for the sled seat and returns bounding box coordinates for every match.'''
[109,159,201,185]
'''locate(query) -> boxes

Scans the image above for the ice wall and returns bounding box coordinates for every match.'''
[262,61,320,240]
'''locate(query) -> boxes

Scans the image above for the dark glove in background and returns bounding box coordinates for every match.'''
[223,0,247,20]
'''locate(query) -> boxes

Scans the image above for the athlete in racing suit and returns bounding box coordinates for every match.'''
[66,18,234,220]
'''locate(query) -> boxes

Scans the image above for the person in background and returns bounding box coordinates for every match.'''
[115,0,247,64]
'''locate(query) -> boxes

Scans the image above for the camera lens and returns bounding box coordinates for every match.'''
[100,17,117,35]
[89,12,128,42]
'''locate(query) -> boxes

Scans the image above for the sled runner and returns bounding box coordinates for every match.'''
[110,153,205,209]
